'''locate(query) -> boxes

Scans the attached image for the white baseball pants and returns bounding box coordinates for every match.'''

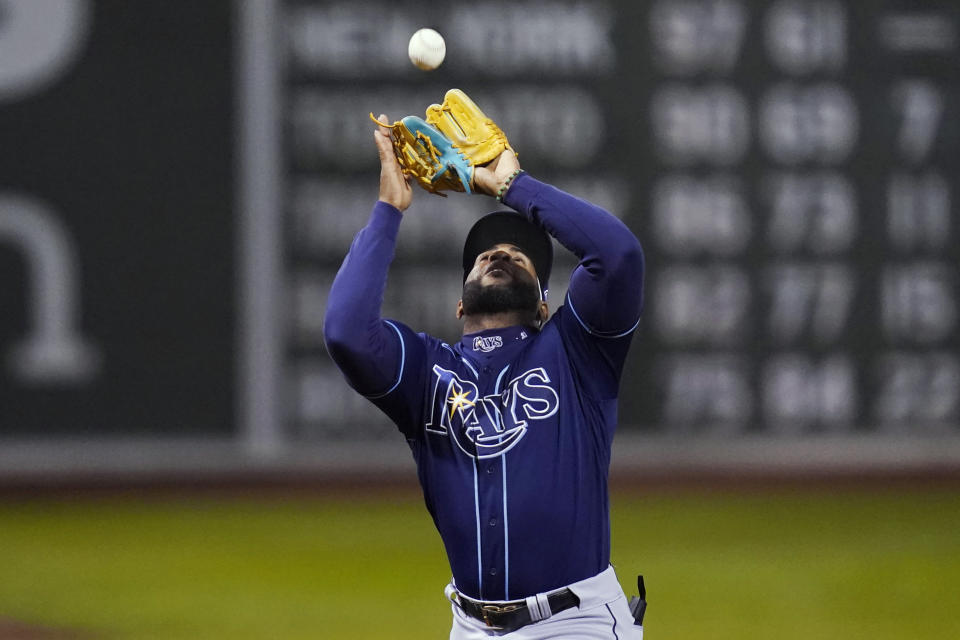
[447,565,644,639]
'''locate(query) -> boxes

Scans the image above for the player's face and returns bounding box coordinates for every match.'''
[467,244,539,288]
[459,243,549,325]
[460,243,542,319]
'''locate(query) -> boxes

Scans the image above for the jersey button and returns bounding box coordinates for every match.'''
[489,568,498,576]
[486,466,494,474]
[482,366,491,373]
[489,518,497,527]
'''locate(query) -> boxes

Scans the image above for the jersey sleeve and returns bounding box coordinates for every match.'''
[553,304,636,400]
[502,174,645,398]
[362,320,428,439]
[323,202,427,437]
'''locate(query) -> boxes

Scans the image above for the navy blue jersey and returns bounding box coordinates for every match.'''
[325,174,644,601]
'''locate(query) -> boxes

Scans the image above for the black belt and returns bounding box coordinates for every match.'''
[455,589,580,632]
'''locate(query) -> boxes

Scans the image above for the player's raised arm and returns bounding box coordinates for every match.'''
[430,90,644,337]
[496,166,645,338]
[322,115,409,396]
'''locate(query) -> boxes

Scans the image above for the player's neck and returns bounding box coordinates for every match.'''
[462,312,537,335]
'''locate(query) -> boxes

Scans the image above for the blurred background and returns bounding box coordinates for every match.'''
[1,0,958,638]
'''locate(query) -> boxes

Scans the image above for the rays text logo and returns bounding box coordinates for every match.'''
[425,365,559,458]
[472,335,503,352]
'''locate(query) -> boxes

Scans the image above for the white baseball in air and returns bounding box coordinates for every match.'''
[408,28,446,71]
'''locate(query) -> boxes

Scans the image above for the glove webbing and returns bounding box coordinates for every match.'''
[370,113,460,196]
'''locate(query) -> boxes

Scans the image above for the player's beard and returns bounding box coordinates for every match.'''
[461,268,540,318]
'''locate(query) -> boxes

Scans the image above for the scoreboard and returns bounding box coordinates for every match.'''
[631,0,960,433]
[1,0,957,444]
[282,0,959,439]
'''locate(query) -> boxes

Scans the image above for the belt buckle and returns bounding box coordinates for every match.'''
[481,603,520,628]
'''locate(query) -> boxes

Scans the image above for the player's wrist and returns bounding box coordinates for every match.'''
[378,197,408,213]
[495,170,524,203]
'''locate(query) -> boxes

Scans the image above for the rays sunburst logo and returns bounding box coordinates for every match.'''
[425,365,558,458]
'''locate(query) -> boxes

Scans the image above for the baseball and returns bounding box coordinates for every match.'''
[408,28,446,71]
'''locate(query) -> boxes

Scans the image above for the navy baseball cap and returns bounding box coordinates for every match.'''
[462,211,553,297]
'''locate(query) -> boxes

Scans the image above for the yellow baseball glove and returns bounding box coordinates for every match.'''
[369,90,511,196]
[426,89,512,167]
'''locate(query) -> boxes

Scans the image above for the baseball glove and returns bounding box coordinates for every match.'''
[371,90,511,197]
[369,113,471,196]
[426,89,512,167]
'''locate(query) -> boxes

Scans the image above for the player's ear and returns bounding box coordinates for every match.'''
[456,299,464,319]
[537,301,548,324]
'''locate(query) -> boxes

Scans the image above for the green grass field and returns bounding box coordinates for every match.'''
[1,487,958,639]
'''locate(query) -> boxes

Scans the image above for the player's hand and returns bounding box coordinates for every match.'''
[473,148,521,198]
[374,114,413,212]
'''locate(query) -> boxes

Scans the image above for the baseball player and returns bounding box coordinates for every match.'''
[324,110,645,638]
